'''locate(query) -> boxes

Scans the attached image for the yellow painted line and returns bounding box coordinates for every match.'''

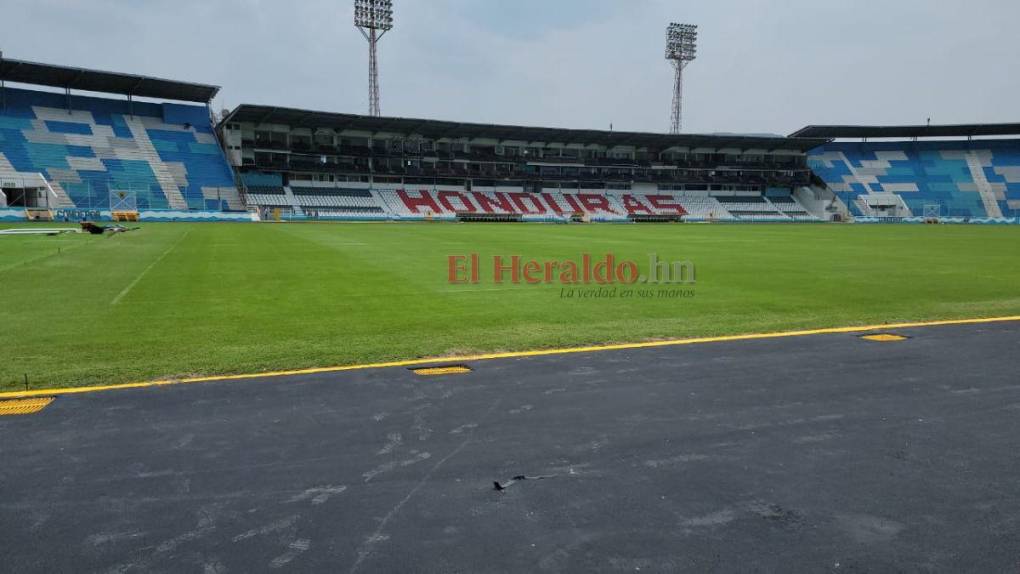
[861,334,908,342]
[0,397,54,416]
[2,314,1019,400]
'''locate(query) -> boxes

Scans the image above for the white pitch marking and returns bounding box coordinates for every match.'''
[111,230,190,305]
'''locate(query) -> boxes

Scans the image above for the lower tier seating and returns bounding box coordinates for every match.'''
[239,183,817,221]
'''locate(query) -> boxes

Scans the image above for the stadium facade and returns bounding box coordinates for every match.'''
[2,56,1019,223]
[219,105,825,222]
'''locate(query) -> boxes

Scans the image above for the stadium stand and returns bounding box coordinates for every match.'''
[0,58,238,214]
[672,194,735,221]
[0,87,239,211]
[219,105,826,221]
[768,195,817,221]
[4,57,1018,224]
[794,126,1020,219]
[238,182,824,222]
[714,195,791,221]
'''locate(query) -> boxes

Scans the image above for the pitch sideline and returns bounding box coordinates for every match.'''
[2,314,1019,400]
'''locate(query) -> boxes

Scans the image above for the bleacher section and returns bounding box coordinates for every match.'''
[715,195,790,221]
[290,187,383,212]
[0,87,239,211]
[238,181,816,221]
[809,141,1020,218]
[768,195,817,221]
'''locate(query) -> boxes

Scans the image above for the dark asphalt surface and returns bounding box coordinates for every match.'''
[2,321,1020,573]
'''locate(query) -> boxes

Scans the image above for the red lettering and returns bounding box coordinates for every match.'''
[472,192,514,213]
[564,194,584,214]
[522,260,542,284]
[448,254,480,283]
[559,261,579,284]
[543,260,559,283]
[397,189,441,214]
[621,194,653,215]
[437,191,476,213]
[540,193,570,214]
[508,193,547,215]
[493,255,520,283]
[647,195,687,216]
[577,194,617,214]
[448,255,467,284]
[593,254,615,284]
[617,260,639,284]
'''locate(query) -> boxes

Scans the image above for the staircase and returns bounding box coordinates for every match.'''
[854,196,873,217]
[964,152,1003,218]
[794,186,841,220]
[762,197,794,220]
[123,116,188,210]
[282,186,303,215]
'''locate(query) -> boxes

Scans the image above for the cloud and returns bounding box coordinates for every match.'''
[2,0,1018,134]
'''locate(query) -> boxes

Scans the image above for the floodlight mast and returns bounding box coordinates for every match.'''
[665,22,697,134]
[354,0,393,117]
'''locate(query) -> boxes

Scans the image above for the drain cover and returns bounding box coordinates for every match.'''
[860,333,908,342]
[0,397,55,416]
[411,365,472,376]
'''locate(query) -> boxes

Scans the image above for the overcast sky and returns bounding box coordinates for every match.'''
[4,0,1019,135]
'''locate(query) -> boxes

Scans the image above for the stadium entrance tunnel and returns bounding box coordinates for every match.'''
[410,365,472,376]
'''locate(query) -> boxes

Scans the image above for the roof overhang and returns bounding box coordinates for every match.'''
[221,104,828,153]
[0,57,219,103]
[790,124,1020,139]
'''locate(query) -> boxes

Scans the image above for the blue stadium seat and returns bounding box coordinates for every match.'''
[0,87,238,211]
[809,141,1020,218]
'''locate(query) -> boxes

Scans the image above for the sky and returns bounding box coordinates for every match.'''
[3,0,1019,135]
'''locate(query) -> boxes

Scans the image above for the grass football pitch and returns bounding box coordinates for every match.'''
[2,221,1019,391]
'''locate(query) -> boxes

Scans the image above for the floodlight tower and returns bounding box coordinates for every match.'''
[355,0,393,117]
[665,23,697,134]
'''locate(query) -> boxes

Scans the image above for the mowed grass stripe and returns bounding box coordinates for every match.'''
[2,222,1020,390]
[111,229,191,305]
[0,232,95,274]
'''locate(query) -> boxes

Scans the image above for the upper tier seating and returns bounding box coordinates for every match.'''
[0,87,239,211]
[246,185,286,195]
[809,141,1020,218]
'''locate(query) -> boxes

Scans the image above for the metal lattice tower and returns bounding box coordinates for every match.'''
[355,0,393,117]
[665,23,697,134]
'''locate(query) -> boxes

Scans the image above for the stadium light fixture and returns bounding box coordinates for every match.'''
[354,0,394,117]
[665,22,697,134]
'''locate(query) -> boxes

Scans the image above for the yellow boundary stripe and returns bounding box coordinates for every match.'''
[2,314,1019,400]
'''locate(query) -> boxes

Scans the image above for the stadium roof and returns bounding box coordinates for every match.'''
[221,104,828,151]
[0,57,220,103]
[790,124,1020,139]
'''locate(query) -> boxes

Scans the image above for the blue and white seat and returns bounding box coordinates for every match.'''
[0,87,239,211]
[809,141,1020,218]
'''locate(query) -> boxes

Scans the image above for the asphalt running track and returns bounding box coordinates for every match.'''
[1,321,1019,573]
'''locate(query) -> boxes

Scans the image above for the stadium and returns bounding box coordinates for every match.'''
[2,1,1020,572]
